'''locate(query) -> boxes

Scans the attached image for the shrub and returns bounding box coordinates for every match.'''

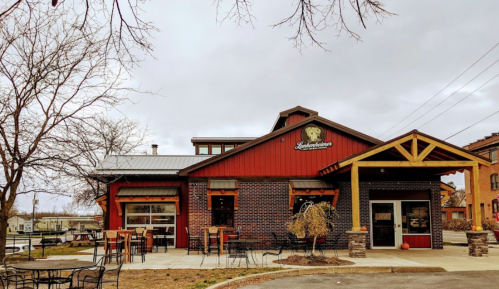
[481,219,498,231]
[442,219,471,231]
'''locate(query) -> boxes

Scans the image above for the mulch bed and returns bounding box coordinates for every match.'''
[276,255,355,266]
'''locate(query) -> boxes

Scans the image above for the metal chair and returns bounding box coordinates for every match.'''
[93,232,106,263]
[87,254,124,289]
[104,231,124,265]
[130,229,147,263]
[287,233,307,255]
[68,266,105,289]
[153,231,168,253]
[331,233,342,257]
[2,253,37,288]
[185,227,201,255]
[1,270,37,289]
[226,241,249,268]
[198,238,219,267]
[262,240,286,267]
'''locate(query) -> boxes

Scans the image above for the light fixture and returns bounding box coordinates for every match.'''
[380,168,385,173]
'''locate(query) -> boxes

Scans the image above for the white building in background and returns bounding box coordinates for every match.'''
[7,216,26,233]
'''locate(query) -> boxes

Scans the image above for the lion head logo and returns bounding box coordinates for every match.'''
[304,126,322,142]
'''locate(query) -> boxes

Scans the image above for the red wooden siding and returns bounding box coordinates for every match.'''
[403,235,431,248]
[286,112,308,126]
[108,180,189,248]
[190,125,373,177]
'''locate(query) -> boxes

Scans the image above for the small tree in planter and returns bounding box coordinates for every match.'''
[287,201,336,256]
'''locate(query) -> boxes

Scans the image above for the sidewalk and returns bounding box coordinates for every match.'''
[45,245,499,272]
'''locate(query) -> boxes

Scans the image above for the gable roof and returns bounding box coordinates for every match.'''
[319,129,490,176]
[271,106,319,132]
[179,115,382,176]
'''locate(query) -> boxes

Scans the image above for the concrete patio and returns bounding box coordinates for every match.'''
[44,244,499,272]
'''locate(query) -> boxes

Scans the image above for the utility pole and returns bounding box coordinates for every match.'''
[32,193,38,235]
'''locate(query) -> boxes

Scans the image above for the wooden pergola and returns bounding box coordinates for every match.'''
[319,130,490,231]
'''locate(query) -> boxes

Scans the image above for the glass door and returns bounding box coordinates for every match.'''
[370,202,398,248]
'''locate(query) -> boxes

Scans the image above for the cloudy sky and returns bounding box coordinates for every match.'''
[17,1,499,212]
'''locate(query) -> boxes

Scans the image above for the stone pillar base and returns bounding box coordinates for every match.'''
[465,231,489,257]
[346,231,368,258]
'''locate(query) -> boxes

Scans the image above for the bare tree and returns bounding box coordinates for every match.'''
[0,0,156,68]
[0,3,133,259]
[216,0,395,51]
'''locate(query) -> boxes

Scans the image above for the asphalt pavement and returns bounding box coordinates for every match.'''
[239,271,499,289]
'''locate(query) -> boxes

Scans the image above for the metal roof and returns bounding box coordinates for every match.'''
[209,180,237,189]
[191,137,257,143]
[117,187,178,197]
[93,155,212,176]
[290,180,334,189]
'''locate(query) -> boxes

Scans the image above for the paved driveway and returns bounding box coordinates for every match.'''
[240,271,499,289]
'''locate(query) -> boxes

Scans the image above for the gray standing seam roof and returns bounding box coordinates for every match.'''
[93,155,212,175]
[290,180,334,189]
[116,187,178,197]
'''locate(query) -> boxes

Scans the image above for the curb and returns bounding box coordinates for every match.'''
[206,266,446,289]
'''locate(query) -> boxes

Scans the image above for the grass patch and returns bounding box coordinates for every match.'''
[31,244,93,258]
[101,268,283,289]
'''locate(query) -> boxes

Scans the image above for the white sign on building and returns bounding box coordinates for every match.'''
[24,220,33,233]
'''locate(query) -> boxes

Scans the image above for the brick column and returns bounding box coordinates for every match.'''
[346,231,368,258]
[466,231,488,257]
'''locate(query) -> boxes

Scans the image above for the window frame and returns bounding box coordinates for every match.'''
[491,174,499,190]
[211,145,222,155]
[211,196,235,226]
[490,149,498,163]
[224,144,235,152]
[198,145,209,155]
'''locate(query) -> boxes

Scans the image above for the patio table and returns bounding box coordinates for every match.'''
[226,239,262,266]
[12,260,96,289]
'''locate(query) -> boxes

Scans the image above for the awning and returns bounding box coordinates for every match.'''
[290,180,334,189]
[208,180,238,189]
[114,187,180,216]
[116,187,178,197]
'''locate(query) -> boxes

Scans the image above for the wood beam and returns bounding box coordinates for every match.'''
[417,135,490,166]
[417,144,436,161]
[395,144,413,161]
[355,161,477,168]
[351,164,360,231]
[411,136,418,161]
[471,164,483,230]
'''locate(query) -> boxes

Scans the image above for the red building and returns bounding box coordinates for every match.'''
[94,107,490,251]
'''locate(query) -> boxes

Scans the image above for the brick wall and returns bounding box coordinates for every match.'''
[189,180,443,250]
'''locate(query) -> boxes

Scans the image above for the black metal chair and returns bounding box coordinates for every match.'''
[262,240,286,267]
[331,233,342,257]
[68,266,105,289]
[130,230,147,263]
[185,227,200,255]
[2,253,37,288]
[1,270,37,289]
[287,233,307,255]
[226,241,249,268]
[198,238,219,267]
[87,254,124,289]
[153,232,168,253]
[93,231,106,263]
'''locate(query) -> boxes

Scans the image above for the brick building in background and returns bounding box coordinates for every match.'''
[464,133,499,221]
[92,106,490,251]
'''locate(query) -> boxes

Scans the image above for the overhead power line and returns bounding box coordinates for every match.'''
[385,56,499,139]
[444,110,499,141]
[377,41,499,139]
[417,72,499,129]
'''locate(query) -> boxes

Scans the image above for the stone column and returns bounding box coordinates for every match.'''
[466,231,489,257]
[346,231,368,258]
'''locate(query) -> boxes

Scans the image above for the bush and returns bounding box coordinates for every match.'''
[481,219,498,231]
[442,219,471,231]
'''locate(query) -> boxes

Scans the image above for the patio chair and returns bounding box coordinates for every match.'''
[130,232,147,263]
[153,231,168,253]
[331,233,342,257]
[1,270,37,289]
[68,266,105,289]
[226,226,241,241]
[287,233,307,255]
[185,227,201,255]
[262,240,286,267]
[208,227,221,256]
[87,254,124,289]
[93,233,106,263]
[2,253,37,287]
[104,231,124,264]
[198,237,219,267]
[226,241,249,269]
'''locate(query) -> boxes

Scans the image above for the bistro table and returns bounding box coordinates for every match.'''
[226,239,262,266]
[12,260,96,289]
[103,229,134,264]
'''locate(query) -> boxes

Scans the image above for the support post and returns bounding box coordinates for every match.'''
[471,163,483,230]
[351,164,360,231]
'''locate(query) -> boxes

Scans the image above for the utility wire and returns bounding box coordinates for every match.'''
[444,110,499,141]
[418,72,499,129]
[385,57,499,139]
[377,41,499,139]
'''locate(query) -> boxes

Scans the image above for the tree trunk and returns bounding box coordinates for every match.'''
[0,208,8,260]
[312,235,317,255]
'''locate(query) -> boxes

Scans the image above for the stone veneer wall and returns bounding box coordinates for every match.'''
[189,180,443,250]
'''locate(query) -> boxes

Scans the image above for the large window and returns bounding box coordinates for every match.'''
[224,145,235,152]
[401,201,430,234]
[491,174,499,190]
[452,211,465,219]
[493,199,498,218]
[125,203,176,247]
[212,196,234,226]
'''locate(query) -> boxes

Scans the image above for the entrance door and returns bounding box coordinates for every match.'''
[370,202,398,248]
